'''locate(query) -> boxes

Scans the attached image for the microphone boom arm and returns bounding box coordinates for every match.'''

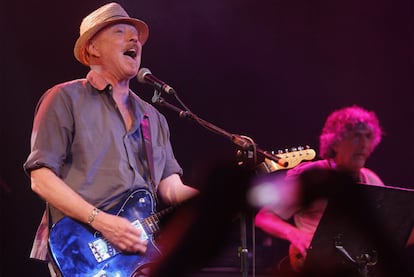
[152,95,287,168]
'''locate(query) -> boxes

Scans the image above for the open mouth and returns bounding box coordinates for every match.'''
[124,48,137,59]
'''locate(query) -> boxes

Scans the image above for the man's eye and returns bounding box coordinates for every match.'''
[113,27,124,33]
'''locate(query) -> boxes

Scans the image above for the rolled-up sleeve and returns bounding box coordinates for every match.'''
[24,86,73,177]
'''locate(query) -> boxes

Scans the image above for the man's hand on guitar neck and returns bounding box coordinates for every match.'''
[90,211,148,254]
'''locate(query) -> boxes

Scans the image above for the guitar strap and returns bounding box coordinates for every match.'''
[140,113,158,204]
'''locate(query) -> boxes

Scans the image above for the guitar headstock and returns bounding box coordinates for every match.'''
[258,146,316,173]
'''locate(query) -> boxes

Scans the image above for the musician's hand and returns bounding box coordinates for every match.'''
[288,228,313,259]
[90,212,148,253]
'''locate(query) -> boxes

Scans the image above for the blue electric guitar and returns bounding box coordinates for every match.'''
[48,189,172,277]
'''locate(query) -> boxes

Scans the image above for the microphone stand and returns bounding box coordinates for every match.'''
[151,90,287,277]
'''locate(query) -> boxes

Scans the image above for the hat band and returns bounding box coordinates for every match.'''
[103,14,130,22]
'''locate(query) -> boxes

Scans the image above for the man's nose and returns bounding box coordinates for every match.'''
[359,136,371,149]
[129,35,138,43]
[128,30,139,43]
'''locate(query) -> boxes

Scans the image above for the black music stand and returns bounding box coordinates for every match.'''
[302,180,414,277]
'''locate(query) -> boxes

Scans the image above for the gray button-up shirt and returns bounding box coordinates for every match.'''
[24,71,182,260]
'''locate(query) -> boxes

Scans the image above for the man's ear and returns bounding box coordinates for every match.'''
[86,40,100,58]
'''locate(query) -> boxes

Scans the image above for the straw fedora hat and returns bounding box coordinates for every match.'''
[74,2,149,65]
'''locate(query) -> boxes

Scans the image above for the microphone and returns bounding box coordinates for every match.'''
[137,68,176,95]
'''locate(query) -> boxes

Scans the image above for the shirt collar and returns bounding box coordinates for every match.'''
[86,70,150,130]
[86,70,111,91]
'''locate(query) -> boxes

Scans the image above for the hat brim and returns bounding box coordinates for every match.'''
[74,17,149,65]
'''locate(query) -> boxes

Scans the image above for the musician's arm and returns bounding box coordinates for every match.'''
[157,173,199,205]
[31,167,96,223]
[30,167,147,253]
[255,208,312,258]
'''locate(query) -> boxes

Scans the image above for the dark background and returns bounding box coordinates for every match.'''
[1,0,413,276]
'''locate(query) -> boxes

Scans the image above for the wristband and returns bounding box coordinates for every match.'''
[87,207,100,224]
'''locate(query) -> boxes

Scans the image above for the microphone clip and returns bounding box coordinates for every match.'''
[151,90,162,104]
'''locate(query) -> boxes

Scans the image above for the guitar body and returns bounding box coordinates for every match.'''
[49,189,162,277]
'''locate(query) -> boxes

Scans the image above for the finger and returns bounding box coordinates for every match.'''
[125,241,147,253]
[135,242,148,253]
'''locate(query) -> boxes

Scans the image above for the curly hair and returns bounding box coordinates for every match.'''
[319,105,383,159]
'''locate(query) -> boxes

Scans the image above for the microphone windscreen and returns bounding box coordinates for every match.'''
[137,68,151,83]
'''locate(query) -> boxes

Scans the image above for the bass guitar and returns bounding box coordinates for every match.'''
[48,189,171,277]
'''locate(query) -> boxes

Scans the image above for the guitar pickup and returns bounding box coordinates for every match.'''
[88,238,119,263]
[131,219,149,241]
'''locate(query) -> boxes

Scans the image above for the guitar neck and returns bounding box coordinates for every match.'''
[141,206,174,234]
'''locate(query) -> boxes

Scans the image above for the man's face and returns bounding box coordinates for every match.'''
[333,124,375,172]
[89,23,142,80]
